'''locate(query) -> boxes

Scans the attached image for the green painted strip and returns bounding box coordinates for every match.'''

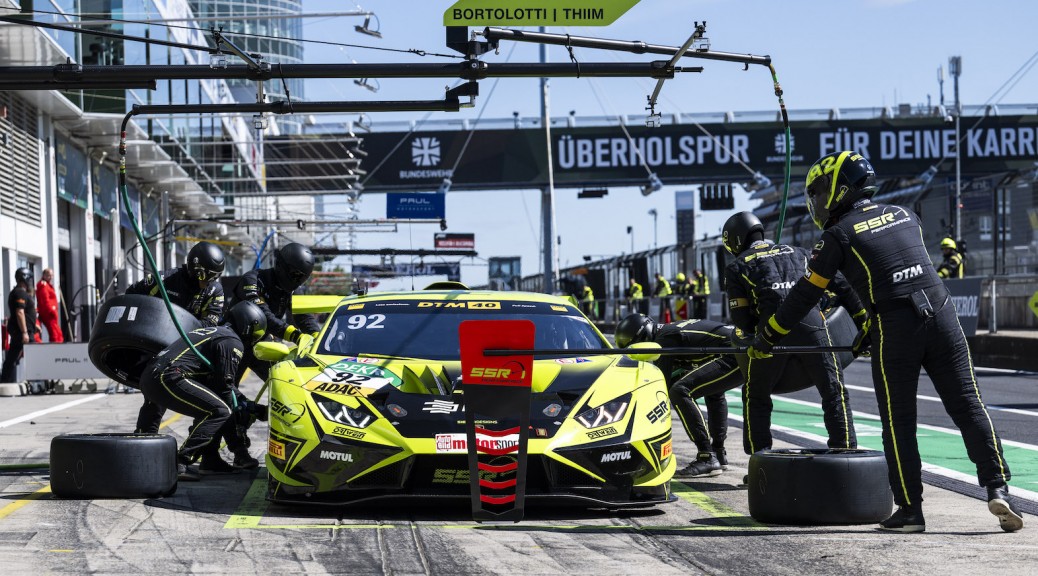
[672,481,764,528]
[224,469,270,530]
[727,391,1038,490]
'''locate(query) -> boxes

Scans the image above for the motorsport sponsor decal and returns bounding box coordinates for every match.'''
[348,303,364,310]
[444,0,639,27]
[331,426,366,440]
[600,450,632,463]
[555,357,592,364]
[431,467,513,484]
[423,400,462,414]
[550,305,568,312]
[661,440,672,459]
[434,432,520,454]
[307,359,403,390]
[417,301,501,309]
[268,439,286,459]
[467,365,526,384]
[852,208,911,235]
[646,391,670,424]
[587,426,618,440]
[340,356,381,364]
[319,450,354,462]
[270,398,305,425]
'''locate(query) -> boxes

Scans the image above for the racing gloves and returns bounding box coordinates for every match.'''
[747,317,785,360]
[852,310,872,358]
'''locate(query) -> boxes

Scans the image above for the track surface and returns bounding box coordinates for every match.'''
[1,362,1035,575]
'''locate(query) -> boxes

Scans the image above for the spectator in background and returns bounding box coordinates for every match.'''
[2,268,37,383]
[36,268,63,343]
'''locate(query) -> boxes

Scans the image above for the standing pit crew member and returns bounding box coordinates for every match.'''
[723,211,864,456]
[2,268,37,383]
[127,241,227,439]
[36,268,63,343]
[691,269,710,320]
[615,313,739,477]
[936,237,965,279]
[140,301,267,480]
[750,151,1022,533]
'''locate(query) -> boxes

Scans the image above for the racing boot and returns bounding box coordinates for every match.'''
[878,504,925,533]
[987,483,1024,532]
[232,447,260,470]
[675,452,722,478]
[199,453,241,475]
[177,456,201,482]
[712,443,728,470]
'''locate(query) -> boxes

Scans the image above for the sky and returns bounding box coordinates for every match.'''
[295,0,1038,289]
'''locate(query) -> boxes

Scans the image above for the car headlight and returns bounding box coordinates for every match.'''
[575,394,630,429]
[314,395,377,429]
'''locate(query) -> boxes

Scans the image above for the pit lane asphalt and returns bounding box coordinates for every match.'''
[1,368,1035,575]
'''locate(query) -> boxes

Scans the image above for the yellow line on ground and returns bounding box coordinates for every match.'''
[0,485,52,521]
[224,469,271,530]
[159,413,182,430]
[671,481,765,529]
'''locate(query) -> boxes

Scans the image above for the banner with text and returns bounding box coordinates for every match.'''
[386,192,446,219]
[444,0,639,26]
[435,233,476,249]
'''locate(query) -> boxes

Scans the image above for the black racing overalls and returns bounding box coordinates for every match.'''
[654,320,741,454]
[230,268,321,383]
[773,200,1010,507]
[725,240,860,454]
[126,267,224,434]
[139,326,246,461]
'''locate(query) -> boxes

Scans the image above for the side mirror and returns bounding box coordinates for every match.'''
[254,341,291,362]
[625,341,662,362]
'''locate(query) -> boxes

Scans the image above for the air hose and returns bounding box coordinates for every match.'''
[769,63,793,244]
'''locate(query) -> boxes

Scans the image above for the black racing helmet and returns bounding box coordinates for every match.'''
[14,267,32,285]
[614,313,658,348]
[805,151,878,229]
[187,241,225,283]
[274,243,314,292]
[224,301,267,345]
[722,211,765,256]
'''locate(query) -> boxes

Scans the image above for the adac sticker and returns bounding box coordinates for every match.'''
[310,359,402,389]
[555,357,592,364]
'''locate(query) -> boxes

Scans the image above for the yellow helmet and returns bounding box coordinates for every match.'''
[675,272,686,282]
[940,238,957,250]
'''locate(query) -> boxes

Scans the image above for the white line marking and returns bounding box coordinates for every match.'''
[0,394,107,429]
[845,384,1038,417]
[727,392,1038,502]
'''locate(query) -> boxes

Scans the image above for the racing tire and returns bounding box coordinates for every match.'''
[50,433,178,499]
[747,448,892,525]
[87,294,201,388]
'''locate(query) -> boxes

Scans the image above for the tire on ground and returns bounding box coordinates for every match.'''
[747,448,893,525]
[50,433,178,499]
[88,294,201,388]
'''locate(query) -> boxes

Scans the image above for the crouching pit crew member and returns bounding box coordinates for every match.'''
[750,151,1022,533]
[615,313,739,478]
[139,301,267,481]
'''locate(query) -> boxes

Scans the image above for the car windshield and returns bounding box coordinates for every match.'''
[318,298,606,361]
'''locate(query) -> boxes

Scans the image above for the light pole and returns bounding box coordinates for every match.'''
[950,55,962,241]
[627,225,634,254]
[648,209,658,249]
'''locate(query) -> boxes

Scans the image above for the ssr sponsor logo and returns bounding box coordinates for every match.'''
[268,439,286,459]
[771,281,796,290]
[600,450,632,463]
[270,398,305,424]
[587,426,618,440]
[468,364,527,384]
[431,468,511,484]
[646,393,671,425]
[319,450,353,462]
[660,440,673,459]
[854,212,896,233]
[892,264,924,283]
[434,433,519,453]
[331,426,366,440]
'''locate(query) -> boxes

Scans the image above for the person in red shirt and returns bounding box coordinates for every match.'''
[36,268,63,343]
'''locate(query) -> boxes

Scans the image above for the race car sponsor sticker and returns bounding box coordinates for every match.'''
[550,305,567,312]
[661,440,672,459]
[554,357,592,364]
[268,439,286,459]
[434,432,519,454]
[306,359,402,392]
[348,303,364,310]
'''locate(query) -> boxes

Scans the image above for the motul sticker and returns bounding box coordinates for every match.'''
[434,433,519,454]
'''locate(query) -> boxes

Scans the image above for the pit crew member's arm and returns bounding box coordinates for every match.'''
[238,272,292,340]
[125,272,158,295]
[770,230,846,338]
[199,282,225,328]
[723,262,757,335]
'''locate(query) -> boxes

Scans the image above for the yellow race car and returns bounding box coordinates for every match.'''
[258,286,676,508]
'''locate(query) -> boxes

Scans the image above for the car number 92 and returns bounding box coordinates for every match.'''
[347,314,385,330]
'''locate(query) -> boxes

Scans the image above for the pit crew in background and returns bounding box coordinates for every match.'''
[615,313,739,477]
[626,277,644,314]
[580,284,598,320]
[1,268,37,383]
[140,301,266,481]
[36,268,63,343]
[231,242,321,384]
[653,272,673,322]
[749,151,1022,533]
[723,211,864,457]
[691,269,710,320]
[127,242,227,443]
[936,237,965,279]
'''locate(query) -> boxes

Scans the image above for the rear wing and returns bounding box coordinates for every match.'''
[292,295,345,315]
